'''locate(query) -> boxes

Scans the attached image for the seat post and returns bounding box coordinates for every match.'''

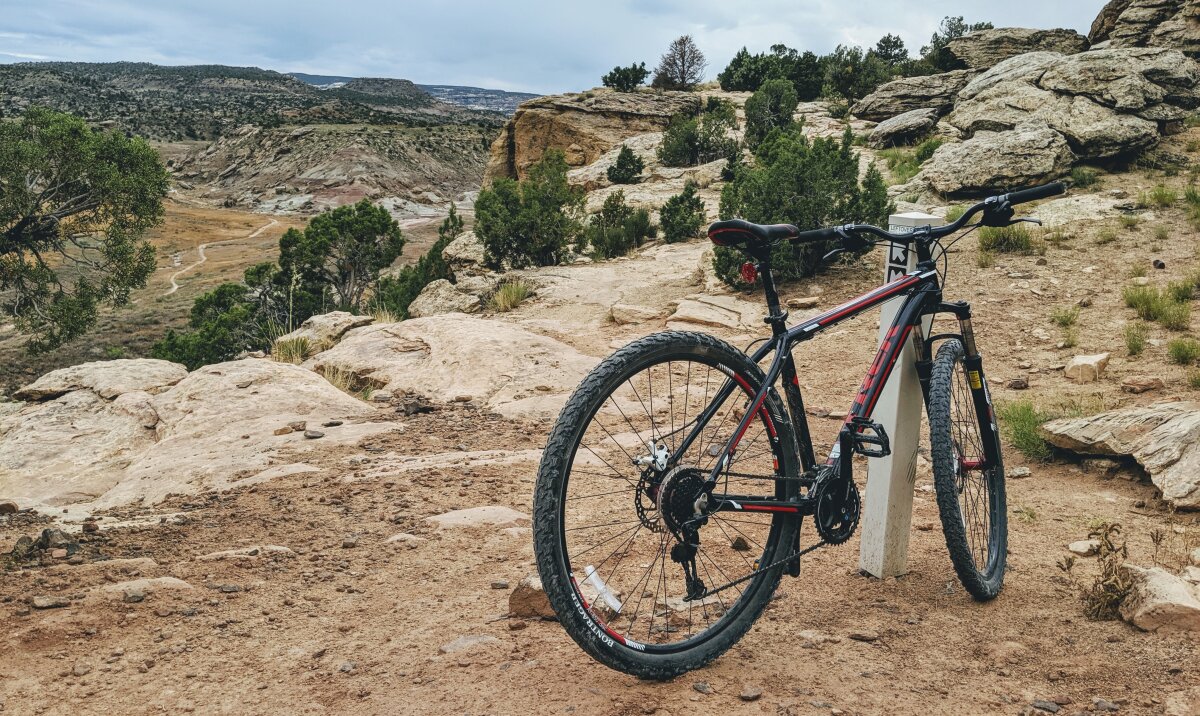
[758,260,788,335]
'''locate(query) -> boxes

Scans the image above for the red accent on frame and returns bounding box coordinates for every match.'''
[808,274,921,328]
[741,504,800,513]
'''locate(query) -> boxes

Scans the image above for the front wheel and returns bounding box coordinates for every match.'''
[533,331,801,679]
[928,339,1008,601]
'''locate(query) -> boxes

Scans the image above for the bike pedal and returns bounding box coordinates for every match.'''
[848,418,891,458]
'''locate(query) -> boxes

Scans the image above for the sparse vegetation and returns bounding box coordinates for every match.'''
[1167,337,1200,365]
[1070,166,1099,188]
[581,190,655,258]
[651,35,707,91]
[1123,284,1167,321]
[944,205,966,222]
[376,203,462,320]
[1050,306,1079,327]
[997,400,1053,461]
[1142,185,1177,208]
[657,99,739,168]
[1188,371,1200,389]
[272,336,312,364]
[1168,279,1195,303]
[744,79,798,149]
[1119,214,1140,230]
[1124,322,1147,356]
[1060,326,1079,348]
[489,279,534,312]
[978,225,1043,255]
[1095,228,1118,245]
[976,250,995,269]
[1079,523,1132,621]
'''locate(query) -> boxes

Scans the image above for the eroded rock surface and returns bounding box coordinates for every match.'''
[850,70,977,121]
[1091,0,1200,56]
[946,27,1089,69]
[15,359,187,401]
[1040,401,1200,508]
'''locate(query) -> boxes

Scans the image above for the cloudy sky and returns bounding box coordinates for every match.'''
[3,1,1105,94]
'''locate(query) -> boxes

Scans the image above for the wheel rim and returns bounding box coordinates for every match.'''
[556,355,787,653]
[949,361,1001,577]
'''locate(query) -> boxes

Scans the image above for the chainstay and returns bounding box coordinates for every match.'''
[692,539,827,600]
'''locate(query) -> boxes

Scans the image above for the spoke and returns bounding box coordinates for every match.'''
[569,522,643,562]
[565,518,643,533]
[567,487,636,501]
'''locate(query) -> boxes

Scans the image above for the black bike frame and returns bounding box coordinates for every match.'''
[669,248,999,516]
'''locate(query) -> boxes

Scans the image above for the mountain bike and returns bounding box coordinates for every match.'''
[532,181,1066,679]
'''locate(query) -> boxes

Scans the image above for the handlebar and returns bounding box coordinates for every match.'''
[794,181,1066,246]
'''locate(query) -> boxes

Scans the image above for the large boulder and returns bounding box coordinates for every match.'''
[484,90,701,182]
[305,315,597,418]
[850,70,977,121]
[443,230,488,277]
[1039,401,1200,509]
[915,122,1075,195]
[1092,0,1200,56]
[566,132,661,191]
[15,359,187,401]
[867,108,940,148]
[407,279,482,318]
[946,27,1089,69]
[273,311,373,349]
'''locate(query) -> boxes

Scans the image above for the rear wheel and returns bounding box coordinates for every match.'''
[928,339,1008,600]
[533,331,801,679]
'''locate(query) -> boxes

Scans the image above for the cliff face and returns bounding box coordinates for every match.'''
[483,89,701,183]
[1090,0,1200,56]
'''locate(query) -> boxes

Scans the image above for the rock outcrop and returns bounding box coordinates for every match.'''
[275,311,374,348]
[0,358,399,510]
[1091,0,1200,56]
[15,359,187,401]
[946,28,1090,69]
[407,279,482,318]
[484,90,701,182]
[867,108,941,147]
[1039,401,1200,509]
[916,123,1075,195]
[1120,564,1200,632]
[305,315,597,418]
[850,70,977,121]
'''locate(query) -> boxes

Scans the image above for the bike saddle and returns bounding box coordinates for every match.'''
[707,219,799,249]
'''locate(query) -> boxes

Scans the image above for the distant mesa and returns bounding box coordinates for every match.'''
[288,72,540,115]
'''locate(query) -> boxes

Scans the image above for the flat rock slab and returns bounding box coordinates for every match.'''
[1040,401,1200,509]
[99,577,194,600]
[274,311,373,348]
[196,545,295,561]
[15,359,187,401]
[667,294,762,332]
[426,506,531,530]
[1120,565,1200,633]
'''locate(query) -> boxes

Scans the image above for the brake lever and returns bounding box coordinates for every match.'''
[821,248,846,264]
[1009,217,1043,227]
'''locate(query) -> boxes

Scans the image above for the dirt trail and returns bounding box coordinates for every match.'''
[164,218,278,296]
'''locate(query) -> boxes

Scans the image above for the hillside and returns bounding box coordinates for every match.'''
[0,61,502,140]
[288,72,540,113]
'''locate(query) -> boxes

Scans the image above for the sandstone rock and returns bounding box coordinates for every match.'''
[442,231,488,277]
[1064,353,1111,383]
[30,595,69,609]
[850,70,977,121]
[867,108,940,148]
[306,315,596,418]
[0,501,17,515]
[1122,376,1164,393]
[99,577,194,601]
[1037,48,1200,119]
[385,532,427,547]
[1095,0,1200,56]
[1008,467,1032,478]
[916,122,1075,195]
[509,574,555,619]
[274,311,373,349]
[485,90,701,182]
[15,359,187,401]
[425,505,531,530]
[1119,564,1200,632]
[1067,539,1101,557]
[947,28,1089,70]
[667,294,762,331]
[566,132,661,191]
[609,303,664,324]
[1040,401,1200,508]
[407,279,482,318]
[196,545,294,561]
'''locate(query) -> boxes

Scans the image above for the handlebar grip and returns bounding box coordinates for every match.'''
[1004,182,1065,206]
[793,226,843,242]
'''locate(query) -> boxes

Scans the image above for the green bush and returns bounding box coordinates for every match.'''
[661,182,707,244]
[581,190,655,258]
[714,126,891,285]
[744,79,798,149]
[474,149,583,268]
[997,400,1053,461]
[1159,301,1191,331]
[601,63,649,92]
[1124,322,1146,356]
[658,100,739,168]
[606,146,644,185]
[1167,337,1200,365]
[1122,284,1169,322]
[718,44,824,100]
[821,44,893,101]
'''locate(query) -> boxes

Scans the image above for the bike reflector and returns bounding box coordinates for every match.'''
[740,262,758,284]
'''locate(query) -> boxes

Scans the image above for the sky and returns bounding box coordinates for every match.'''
[0,1,1106,94]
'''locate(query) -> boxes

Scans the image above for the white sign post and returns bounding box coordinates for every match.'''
[858,212,939,578]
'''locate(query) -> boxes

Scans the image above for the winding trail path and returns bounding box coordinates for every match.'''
[164,219,278,296]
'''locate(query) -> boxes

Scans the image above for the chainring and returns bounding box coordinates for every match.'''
[814,477,861,545]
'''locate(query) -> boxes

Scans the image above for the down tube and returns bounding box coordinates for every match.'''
[847,289,935,424]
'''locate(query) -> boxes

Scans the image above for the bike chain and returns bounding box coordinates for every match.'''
[693,539,828,600]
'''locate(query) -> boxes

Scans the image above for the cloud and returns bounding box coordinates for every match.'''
[2,0,1106,94]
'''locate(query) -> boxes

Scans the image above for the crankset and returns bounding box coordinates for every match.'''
[813,473,861,545]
